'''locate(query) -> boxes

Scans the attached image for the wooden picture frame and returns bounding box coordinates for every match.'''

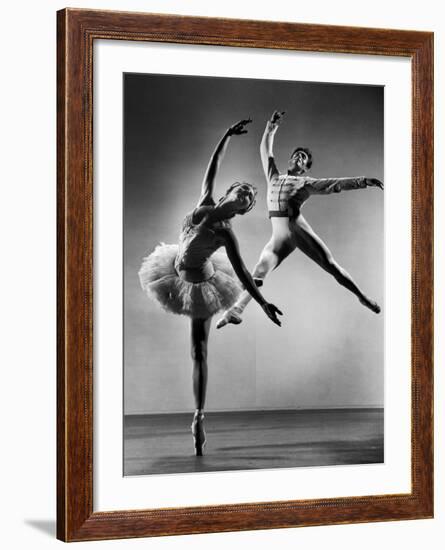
[57,8,433,542]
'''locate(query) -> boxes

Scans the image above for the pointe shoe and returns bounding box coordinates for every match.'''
[191,412,206,456]
[216,308,243,329]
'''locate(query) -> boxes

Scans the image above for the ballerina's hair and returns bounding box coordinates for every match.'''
[291,147,313,169]
[220,182,258,215]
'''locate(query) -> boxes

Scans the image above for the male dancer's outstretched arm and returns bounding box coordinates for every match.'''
[260,111,283,182]
[305,176,383,194]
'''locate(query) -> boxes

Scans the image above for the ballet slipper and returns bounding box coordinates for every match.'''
[359,296,381,314]
[215,307,243,329]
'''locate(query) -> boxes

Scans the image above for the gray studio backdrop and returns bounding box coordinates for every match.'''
[124,73,384,414]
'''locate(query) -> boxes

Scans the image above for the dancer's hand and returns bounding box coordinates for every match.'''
[270,110,285,125]
[365,177,384,190]
[262,303,283,326]
[227,118,252,136]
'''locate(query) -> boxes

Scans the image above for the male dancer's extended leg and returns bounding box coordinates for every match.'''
[293,215,381,313]
[216,237,294,328]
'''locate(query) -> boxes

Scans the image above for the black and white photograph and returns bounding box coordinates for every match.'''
[123,72,384,476]
[3,0,440,545]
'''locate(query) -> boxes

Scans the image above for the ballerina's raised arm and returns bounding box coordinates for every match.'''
[197,118,252,207]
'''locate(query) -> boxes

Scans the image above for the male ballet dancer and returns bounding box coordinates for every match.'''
[217,110,383,329]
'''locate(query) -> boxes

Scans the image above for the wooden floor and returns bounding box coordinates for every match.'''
[124,408,383,476]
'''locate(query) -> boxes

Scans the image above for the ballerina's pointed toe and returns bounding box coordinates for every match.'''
[191,413,206,456]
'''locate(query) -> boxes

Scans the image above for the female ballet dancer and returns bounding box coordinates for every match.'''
[139,119,282,456]
[217,110,384,329]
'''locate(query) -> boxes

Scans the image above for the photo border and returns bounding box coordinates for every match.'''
[57,8,433,541]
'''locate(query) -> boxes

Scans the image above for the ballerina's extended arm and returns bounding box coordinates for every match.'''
[221,228,283,326]
[198,119,252,207]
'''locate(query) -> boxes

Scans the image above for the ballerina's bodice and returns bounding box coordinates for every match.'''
[175,212,226,282]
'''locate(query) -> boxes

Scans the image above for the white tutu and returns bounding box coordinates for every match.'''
[138,244,242,318]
